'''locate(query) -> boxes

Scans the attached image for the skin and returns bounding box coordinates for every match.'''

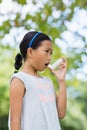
[10,40,67,130]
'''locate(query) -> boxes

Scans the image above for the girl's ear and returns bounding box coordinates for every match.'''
[27,48,34,58]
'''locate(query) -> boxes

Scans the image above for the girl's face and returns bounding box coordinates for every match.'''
[30,40,53,71]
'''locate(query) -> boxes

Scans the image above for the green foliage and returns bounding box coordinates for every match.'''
[0,47,16,116]
[0,115,8,130]
[13,0,26,5]
[0,0,2,3]
[0,0,87,129]
[0,20,12,36]
[60,97,87,130]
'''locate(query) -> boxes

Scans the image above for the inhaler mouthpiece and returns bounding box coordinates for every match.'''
[48,58,63,70]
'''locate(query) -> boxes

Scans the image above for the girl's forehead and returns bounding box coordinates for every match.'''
[40,40,52,48]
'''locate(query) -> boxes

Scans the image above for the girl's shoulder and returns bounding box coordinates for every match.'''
[10,71,26,85]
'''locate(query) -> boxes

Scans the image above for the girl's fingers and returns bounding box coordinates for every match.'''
[48,58,67,72]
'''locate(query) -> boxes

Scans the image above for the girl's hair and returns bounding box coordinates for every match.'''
[14,31,51,72]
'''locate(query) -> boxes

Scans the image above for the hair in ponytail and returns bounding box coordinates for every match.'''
[14,53,23,73]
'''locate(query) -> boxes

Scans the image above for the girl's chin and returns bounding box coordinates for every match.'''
[38,67,46,71]
[36,65,48,71]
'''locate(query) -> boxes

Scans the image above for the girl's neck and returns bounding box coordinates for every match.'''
[21,62,41,78]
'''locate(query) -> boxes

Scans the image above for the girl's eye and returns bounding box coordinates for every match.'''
[45,50,53,55]
[45,50,49,53]
[50,51,53,55]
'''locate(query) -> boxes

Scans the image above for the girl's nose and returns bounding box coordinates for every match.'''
[48,53,51,61]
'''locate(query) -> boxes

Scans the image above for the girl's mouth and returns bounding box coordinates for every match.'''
[45,63,49,67]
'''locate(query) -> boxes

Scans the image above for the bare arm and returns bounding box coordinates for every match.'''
[51,58,67,119]
[10,78,25,130]
[56,80,66,119]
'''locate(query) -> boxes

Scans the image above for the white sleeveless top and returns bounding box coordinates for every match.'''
[8,71,61,130]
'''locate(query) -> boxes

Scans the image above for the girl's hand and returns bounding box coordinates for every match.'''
[50,58,67,81]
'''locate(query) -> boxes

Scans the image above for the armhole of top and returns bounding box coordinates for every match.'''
[10,76,24,86]
[10,76,26,97]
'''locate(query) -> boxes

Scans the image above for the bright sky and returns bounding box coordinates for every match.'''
[0,0,87,80]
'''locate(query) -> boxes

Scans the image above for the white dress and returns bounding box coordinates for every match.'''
[8,71,61,130]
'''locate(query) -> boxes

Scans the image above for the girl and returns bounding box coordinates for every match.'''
[8,31,67,130]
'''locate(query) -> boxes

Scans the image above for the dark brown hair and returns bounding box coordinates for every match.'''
[14,31,51,72]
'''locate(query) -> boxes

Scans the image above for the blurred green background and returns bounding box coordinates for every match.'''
[0,0,87,130]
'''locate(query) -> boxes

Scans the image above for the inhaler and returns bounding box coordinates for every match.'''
[48,58,63,70]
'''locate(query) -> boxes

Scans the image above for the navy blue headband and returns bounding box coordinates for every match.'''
[28,32,41,48]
